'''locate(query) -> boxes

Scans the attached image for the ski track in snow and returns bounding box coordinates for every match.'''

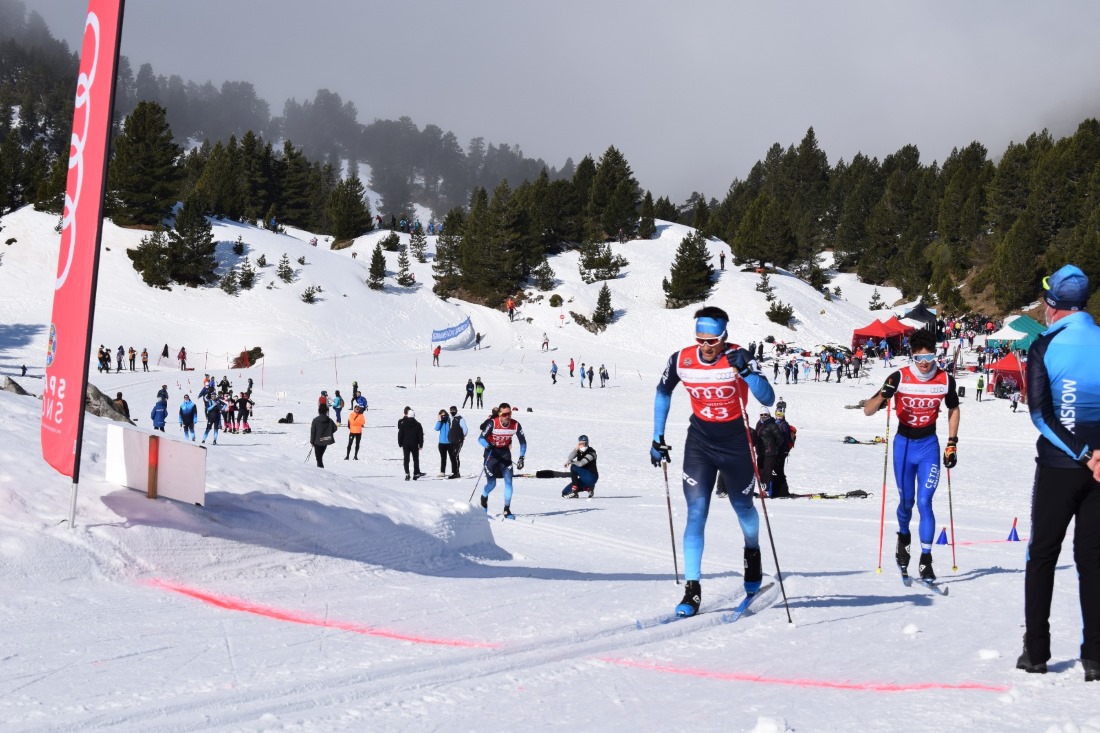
[2,207,1098,732]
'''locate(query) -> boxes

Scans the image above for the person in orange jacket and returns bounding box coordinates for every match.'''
[345,403,365,460]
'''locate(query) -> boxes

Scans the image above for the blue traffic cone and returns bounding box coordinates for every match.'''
[936,527,949,545]
[1007,517,1020,542]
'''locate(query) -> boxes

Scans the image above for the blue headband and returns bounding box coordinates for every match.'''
[695,317,728,336]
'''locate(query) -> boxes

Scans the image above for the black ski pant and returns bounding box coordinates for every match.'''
[402,448,421,477]
[314,443,328,468]
[449,442,462,475]
[438,443,452,474]
[346,432,361,458]
[1024,465,1100,664]
[770,455,790,497]
[476,394,483,408]
[463,393,473,408]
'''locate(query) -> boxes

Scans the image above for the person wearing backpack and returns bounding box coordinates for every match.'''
[447,406,468,478]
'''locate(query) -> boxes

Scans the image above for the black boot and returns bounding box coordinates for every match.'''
[895,532,911,570]
[502,504,513,519]
[1015,648,1047,674]
[675,580,701,617]
[918,551,935,581]
[1083,659,1100,682]
[744,547,762,593]
[480,494,488,512]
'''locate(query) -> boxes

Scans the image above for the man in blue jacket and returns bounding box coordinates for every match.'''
[179,394,198,441]
[1017,265,1100,682]
[150,396,168,432]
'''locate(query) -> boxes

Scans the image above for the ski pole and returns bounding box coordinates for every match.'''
[737,389,792,624]
[661,461,681,585]
[946,466,958,571]
[467,464,487,504]
[876,404,891,573]
[304,446,313,463]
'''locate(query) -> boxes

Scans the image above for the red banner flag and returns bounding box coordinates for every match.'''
[41,1,125,480]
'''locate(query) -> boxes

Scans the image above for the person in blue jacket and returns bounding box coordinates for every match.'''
[650,306,774,617]
[178,394,198,441]
[1017,265,1100,682]
[150,396,168,432]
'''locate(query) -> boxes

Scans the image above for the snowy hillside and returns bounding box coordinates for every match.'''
[0,207,1094,732]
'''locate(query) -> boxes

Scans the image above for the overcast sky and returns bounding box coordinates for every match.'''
[25,0,1100,201]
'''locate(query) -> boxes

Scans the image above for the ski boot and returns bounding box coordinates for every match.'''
[1083,659,1100,682]
[562,485,579,498]
[675,580,701,617]
[502,504,514,519]
[918,552,935,582]
[896,532,911,574]
[480,494,489,513]
[744,546,762,594]
[1015,649,1047,674]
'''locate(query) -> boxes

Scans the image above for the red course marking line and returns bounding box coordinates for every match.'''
[146,578,500,649]
[600,657,1010,693]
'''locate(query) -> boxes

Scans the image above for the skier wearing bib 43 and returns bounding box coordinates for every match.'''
[863,328,960,583]
[651,306,775,617]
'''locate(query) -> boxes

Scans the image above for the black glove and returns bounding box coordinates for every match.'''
[516,456,525,470]
[650,436,672,466]
[879,380,897,400]
[727,349,753,378]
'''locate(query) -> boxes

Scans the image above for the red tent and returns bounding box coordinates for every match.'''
[851,319,893,347]
[882,315,916,337]
[987,352,1026,399]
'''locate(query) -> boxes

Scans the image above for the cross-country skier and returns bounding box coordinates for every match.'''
[863,328,960,583]
[650,306,775,616]
[478,402,527,518]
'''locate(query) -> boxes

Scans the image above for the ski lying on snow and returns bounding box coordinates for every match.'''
[900,567,948,595]
[635,582,776,628]
[720,582,776,623]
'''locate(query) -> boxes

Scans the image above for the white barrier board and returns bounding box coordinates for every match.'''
[104,425,206,506]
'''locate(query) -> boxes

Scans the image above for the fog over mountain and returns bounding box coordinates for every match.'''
[22,0,1100,201]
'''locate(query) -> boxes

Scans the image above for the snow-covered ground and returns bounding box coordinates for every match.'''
[1,206,1095,732]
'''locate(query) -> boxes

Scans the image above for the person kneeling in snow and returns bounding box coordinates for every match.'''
[562,435,598,498]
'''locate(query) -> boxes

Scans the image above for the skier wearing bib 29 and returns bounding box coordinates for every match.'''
[863,328,960,582]
[651,306,775,617]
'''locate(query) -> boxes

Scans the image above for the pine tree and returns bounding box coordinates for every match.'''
[733,193,797,269]
[432,207,466,296]
[692,197,710,231]
[638,191,657,239]
[106,101,183,226]
[868,288,885,311]
[395,245,415,286]
[532,258,556,290]
[327,172,372,241]
[992,210,1043,310]
[277,253,293,282]
[409,229,428,262]
[238,258,256,289]
[578,241,628,283]
[653,195,679,222]
[368,243,386,289]
[166,195,217,286]
[593,283,614,324]
[126,226,172,289]
[278,141,313,228]
[219,266,239,295]
[662,231,714,308]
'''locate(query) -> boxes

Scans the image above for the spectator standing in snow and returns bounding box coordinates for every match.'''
[331,390,344,423]
[127,347,136,371]
[1018,265,1100,680]
[542,333,549,351]
[397,407,425,480]
[345,403,365,460]
[178,347,187,371]
[569,358,575,378]
[463,378,475,408]
[506,297,516,322]
[433,344,441,366]
[551,360,558,384]
[579,363,586,388]
[719,251,726,270]
[475,377,485,408]
[976,374,985,401]
[141,348,149,372]
[475,332,482,350]
[179,394,198,441]
[447,406,468,477]
[587,365,594,388]
[599,365,609,387]
[434,408,456,476]
[116,345,124,373]
[150,396,168,432]
[309,404,338,468]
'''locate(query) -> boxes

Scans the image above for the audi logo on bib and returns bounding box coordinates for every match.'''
[686,385,738,400]
[900,396,941,409]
